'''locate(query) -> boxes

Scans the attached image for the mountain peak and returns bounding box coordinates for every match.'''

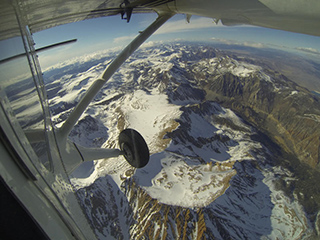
[43,42,319,239]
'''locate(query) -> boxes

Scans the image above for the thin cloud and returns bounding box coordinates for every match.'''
[242,42,266,48]
[155,17,223,35]
[212,38,267,48]
[141,40,163,48]
[113,35,136,43]
[295,47,320,55]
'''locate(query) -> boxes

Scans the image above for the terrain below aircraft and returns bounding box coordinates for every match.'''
[1,0,320,239]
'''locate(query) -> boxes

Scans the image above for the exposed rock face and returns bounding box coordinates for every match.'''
[76,175,134,239]
[122,178,208,240]
[202,65,320,169]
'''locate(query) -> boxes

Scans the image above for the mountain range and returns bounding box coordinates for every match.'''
[44,42,320,239]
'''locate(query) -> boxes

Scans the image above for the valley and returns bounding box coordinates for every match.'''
[43,42,320,239]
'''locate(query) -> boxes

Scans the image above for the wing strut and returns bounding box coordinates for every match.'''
[58,13,173,139]
[55,13,174,173]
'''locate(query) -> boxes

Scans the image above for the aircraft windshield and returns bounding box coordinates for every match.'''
[0,28,51,169]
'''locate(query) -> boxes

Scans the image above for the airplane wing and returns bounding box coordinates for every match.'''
[1,0,320,41]
[0,0,169,40]
[155,0,320,37]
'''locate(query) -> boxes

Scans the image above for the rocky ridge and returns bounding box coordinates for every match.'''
[45,43,320,239]
[200,57,320,169]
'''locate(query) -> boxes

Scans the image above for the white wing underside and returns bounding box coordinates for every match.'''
[1,0,320,41]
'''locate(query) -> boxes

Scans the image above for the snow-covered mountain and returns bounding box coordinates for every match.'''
[44,43,320,239]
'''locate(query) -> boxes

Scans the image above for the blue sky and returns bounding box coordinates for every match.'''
[33,13,320,69]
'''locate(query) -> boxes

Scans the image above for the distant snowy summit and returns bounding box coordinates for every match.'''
[44,42,320,239]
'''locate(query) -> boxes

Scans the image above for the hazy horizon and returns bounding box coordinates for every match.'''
[33,13,320,69]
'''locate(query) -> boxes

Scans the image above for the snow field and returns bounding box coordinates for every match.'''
[46,43,312,239]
